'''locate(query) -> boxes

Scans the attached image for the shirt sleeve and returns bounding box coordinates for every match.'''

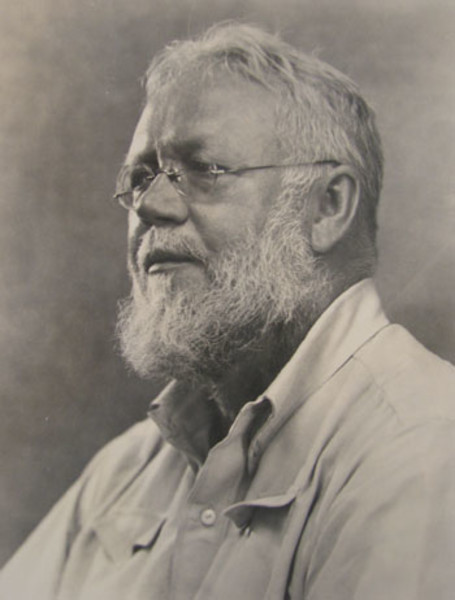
[0,419,161,600]
[299,420,455,600]
[0,476,85,600]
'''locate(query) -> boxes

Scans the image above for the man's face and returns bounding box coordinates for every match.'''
[126,75,284,300]
[118,74,327,382]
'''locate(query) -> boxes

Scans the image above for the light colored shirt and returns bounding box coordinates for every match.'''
[1,279,455,599]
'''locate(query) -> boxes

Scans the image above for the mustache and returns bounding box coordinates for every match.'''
[134,229,210,271]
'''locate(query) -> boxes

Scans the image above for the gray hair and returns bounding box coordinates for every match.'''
[145,22,383,242]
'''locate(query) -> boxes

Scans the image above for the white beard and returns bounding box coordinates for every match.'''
[117,187,331,383]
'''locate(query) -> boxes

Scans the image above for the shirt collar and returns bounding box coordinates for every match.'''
[266,278,387,404]
[250,278,389,465]
[147,381,221,469]
[148,279,389,470]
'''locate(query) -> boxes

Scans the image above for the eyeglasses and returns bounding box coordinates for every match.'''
[113,159,339,210]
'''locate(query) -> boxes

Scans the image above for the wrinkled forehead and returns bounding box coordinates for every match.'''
[126,72,282,164]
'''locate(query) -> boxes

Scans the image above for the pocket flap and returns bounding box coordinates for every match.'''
[224,490,297,529]
[93,511,166,563]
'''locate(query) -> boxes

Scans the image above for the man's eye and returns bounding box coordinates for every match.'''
[167,168,184,183]
[130,167,155,190]
[188,160,224,174]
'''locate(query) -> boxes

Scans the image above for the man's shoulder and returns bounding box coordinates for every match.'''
[87,418,165,473]
[353,322,455,425]
[77,419,169,519]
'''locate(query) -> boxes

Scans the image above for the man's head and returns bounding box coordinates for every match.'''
[116,23,383,385]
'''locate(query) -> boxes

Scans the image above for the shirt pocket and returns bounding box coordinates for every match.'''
[194,492,298,599]
[92,510,166,564]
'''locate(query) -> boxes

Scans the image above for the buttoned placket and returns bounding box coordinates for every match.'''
[168,401,266,600]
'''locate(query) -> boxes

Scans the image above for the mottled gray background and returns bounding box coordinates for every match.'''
[0,0,454,565]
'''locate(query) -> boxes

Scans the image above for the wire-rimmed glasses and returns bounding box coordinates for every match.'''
[113,159,339,211]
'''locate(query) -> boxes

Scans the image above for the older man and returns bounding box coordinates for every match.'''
[1,23,454,600]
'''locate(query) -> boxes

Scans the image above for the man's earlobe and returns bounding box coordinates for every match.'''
[310,167,360,253]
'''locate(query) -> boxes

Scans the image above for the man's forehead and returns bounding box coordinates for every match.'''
[126,106,220,163]
[127,76,280,164]
[126,103,155,161]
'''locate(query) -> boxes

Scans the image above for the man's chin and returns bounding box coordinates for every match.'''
[117,288,207,382]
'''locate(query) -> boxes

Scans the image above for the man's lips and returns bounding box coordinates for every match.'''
[143,249,200,274]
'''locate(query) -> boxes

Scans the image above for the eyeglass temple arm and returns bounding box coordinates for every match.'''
[216,160,340,175]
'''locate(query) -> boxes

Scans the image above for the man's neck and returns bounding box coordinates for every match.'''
[207,320,311,424]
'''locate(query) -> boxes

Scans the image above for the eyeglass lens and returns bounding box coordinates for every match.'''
[116,164,219,208]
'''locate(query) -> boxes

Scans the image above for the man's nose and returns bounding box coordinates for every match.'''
[134,174,189,226]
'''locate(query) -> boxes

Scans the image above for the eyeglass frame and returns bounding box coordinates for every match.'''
[113,159,340,211]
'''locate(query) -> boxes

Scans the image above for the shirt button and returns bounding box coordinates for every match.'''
[200,508,216,527]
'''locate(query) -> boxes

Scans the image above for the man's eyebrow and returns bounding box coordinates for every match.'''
[119,137,212,177]
[158,137,210,159]
[131,150,158,166]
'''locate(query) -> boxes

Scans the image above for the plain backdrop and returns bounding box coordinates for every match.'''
[0,0,454,565]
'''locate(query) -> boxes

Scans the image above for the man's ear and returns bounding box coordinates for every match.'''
[310,165,361,253]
